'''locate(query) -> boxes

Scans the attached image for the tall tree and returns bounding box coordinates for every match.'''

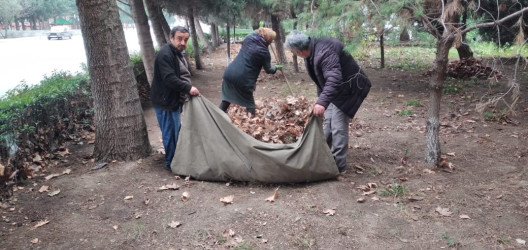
[144,0,168,48]
[194,17,212,55]
[129,0,156,85]
[188,7,204,69]
[76,0,151,161]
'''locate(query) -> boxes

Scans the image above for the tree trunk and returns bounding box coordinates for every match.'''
[399,27,410,42]
[14,16,19,30]
[226,24,231,63]
[426,37,452,165]
[159,8,170,42]
[194,17,212,55]
[380,32,385,69]
[290,8,299,72]
[187,7,203,69]
[76,0,151,162]
[144,0,167,48]
[271,14,287,64]
[457,43,474,59]
[210,23,219,48]
[130,0,156,85]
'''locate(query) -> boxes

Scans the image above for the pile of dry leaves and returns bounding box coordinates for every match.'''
[425,58,503,80]
[227,96,313,144]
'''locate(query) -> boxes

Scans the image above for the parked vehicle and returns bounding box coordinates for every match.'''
[48,26,72,40]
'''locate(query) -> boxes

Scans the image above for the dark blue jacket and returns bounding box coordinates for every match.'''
[150,43,192,111]
[305,37,371,118]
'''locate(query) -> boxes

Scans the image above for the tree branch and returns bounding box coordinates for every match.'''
[421,14,441,39]
[461,7,528,34]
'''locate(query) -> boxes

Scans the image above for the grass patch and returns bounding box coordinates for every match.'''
[233,243,254,250]
[441,231,460,248]
[398,110,413,116]
[379,182,406,197]
[405,99,421,107]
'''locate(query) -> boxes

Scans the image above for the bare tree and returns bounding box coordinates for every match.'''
[76,0,151,161]
[144,0,168,47]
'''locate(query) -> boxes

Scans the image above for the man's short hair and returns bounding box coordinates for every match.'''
[170,26,189,37]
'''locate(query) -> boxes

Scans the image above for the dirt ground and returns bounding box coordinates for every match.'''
[1,44,528,249]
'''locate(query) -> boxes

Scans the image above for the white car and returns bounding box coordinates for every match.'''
[48,26,72,40]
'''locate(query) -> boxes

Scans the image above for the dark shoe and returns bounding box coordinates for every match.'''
[338,167,347,174]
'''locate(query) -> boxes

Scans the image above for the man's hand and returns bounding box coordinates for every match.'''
[189,86,200,96]
[313,104,325,117]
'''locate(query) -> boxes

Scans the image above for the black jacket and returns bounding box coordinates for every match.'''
[305,37,371,118]
[222,32,277,92]
[150,43,192,111]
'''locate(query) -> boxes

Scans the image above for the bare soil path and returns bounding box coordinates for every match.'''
[1,45,527,249]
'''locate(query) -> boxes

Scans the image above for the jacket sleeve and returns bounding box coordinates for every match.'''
[156,52,192,93]
[262,52,277,74]
[316,49,343,108]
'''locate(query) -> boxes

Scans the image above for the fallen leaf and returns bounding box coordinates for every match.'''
[516,239,526,245]
[362,190,376,196]
[435,206,452,217]
[44,173,61,181]
[446,152,456,157]
[168,221,181,228]
[166,184,180,190]
[423,169,435,174]
[371,197,380,201]
[47,189,60,197]
[220,195,234,204]
[32,220,49,229]
[112,225,118,230]
[0,163,4,176]
[124,196,133,200]
[407,196,424,202]
[31,238,39,244]
[223,229,236,237]
[323,208,336,215]
[181,191,190,201]
[367,182,378,189]
[357,197,366,203]
[62,169,71,174]
[459,214,470,219]
[265,187,279,202]
[38,186,49,193]
[144,199,150,205]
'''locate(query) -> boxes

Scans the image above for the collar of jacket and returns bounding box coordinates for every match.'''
[254,34,269,47]
[169,43,184,57]
[308,37,315,61]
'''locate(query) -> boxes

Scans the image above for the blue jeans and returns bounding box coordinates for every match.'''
[154,107,182,169]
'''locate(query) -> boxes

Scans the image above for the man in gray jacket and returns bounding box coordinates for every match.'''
[285,30,371,173]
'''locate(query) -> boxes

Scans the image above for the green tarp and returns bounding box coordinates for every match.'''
[171,96,339,183]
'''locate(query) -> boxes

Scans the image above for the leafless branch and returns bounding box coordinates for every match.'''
[461,7,528,34]
[420,14,441,39]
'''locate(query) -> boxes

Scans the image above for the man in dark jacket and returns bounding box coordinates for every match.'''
[151,26,200,169]
[284,30,371,173]
[219,27,282,115]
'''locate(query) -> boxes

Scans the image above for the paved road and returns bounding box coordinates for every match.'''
[0,29,142,97]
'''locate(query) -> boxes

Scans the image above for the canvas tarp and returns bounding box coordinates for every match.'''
[171,96,339,183]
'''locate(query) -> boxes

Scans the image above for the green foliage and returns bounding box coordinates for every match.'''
[233,243,254,250]
[406,100,421,107]
[398,109,413,116]
[129,53,143,67]
[441,231,460,248]
[379,182,406,197]
[442,84,459,94]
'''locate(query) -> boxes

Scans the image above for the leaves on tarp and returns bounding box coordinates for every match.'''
[227,97,313,144]
[265,187,280,202]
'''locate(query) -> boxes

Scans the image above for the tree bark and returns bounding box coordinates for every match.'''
[380,32,385,69]
[130,0,156,85]
[271,14,287,64]
[226,24,231,63]
[76,0,151,161]
[210,23,219,48]
[159,8,170,41]
[290,8,299,73]
[426,36,453,165]
[144,0,167,48]
[194,17,212,55]
[399,27,410,42]
[188,7,204,69]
